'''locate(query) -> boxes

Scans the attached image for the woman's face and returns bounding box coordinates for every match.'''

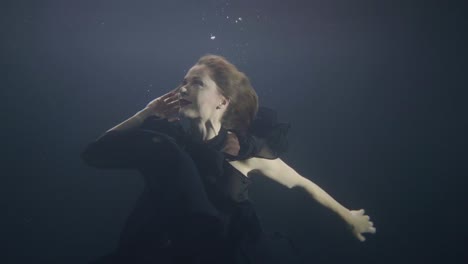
[177,64,227,120]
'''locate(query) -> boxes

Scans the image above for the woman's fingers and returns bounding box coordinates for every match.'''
[166,98,180,107]
[162,92,179,103]
[161,90,177,100]
[348,209,376,242]
[144,90,181,119]
[157,94,180,112]
[357,233,366,242]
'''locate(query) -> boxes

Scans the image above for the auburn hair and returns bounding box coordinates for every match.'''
[195,54,259,136]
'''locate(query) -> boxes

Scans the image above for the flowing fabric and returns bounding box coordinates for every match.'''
[81,106,305,263]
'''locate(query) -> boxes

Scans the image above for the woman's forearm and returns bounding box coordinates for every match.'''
[106,107,154,133]
[301,179,352,222]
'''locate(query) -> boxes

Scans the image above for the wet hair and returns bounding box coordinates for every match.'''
[196,54,259,136]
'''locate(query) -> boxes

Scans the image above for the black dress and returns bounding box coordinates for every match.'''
[81,107,305,264]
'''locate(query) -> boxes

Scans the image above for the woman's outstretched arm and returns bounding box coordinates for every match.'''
[244,157,377,242]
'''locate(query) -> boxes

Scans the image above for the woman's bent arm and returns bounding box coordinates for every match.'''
[106,107,153,133]
[81,108,172,170]
[81,90,181,170]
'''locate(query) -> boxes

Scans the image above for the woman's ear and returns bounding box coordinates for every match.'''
[222,97,230,107]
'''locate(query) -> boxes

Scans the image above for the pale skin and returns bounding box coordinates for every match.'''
[107,64,377,242]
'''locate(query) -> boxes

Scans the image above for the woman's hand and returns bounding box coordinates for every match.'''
[346,209,376,242]
[145,89,181,122]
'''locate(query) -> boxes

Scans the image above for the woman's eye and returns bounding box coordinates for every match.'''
[181,79,203,87]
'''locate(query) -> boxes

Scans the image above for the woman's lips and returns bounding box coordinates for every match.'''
[179,99,192,106]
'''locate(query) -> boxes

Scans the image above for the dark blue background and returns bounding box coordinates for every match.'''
[1,0,465,263]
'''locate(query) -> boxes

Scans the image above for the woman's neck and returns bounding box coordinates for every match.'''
[188,118,222,142]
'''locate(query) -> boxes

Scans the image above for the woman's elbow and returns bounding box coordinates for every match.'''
[80,145,104,168]
[287,175,310,189]
[80,143,120,169]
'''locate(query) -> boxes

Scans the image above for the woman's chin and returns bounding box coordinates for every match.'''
[179,109,195,118]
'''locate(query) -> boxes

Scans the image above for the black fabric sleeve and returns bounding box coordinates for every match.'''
[80,116,184,170]
[226,133,287,161]
[236,106,291,160]
[251,136,283,160]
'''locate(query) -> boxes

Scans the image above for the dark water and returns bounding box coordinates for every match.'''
[1,0,465,263]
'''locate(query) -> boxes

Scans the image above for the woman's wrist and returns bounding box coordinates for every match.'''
[106,108,153,133]
[337,207,352,222]
[342,210,357,228]
[135,107,156,121]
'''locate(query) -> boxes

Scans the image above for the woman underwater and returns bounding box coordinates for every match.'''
[81,54,376,263]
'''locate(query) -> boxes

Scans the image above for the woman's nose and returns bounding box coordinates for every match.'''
[179,86,188,96]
